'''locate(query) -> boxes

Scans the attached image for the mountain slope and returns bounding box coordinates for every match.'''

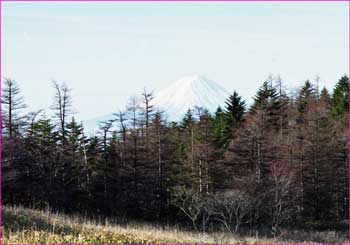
[153,74,229,121]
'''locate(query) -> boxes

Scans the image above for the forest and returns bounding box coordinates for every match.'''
[2,75,349,239]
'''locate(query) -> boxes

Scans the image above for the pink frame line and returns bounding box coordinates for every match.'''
[0,0,349,1]
[0,1,349,245]
[1,0,3,243]
[348,1,350,244]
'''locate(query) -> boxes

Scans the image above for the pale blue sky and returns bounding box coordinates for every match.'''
[2,2,349,120]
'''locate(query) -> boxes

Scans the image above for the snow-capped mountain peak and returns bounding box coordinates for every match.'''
[83,74,230,133]
[153,74,230,121]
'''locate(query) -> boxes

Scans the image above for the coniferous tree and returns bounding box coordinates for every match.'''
[212,107,226,146]
[294,80,317,219]
[250,79,279,113]
[181,109,195,129]
[86,135,102,212]
[96,119,116,212]
[331,75,349,118]
[2,78,26,137]
[66,117,88,210]
[223,91,246,144]
[329,76,349,220]
[25,118,59,208]
[224,91,246,126]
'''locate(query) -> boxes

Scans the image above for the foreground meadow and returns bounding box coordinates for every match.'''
[2,205,348,244]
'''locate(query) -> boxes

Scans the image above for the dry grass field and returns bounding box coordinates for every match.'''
[2,205,348,244]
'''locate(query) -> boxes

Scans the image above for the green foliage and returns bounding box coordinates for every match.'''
[331,75,349,118]
[250,80,279,112]
[28,119,58,146]
[212,107,227,146]
[222,91,246,145]
[224,91,246,126]
[181,109,195,128]
[66,117,87,152]
[297,80,316,113]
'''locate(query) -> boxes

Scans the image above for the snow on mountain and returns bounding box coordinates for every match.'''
[153,74,230,121]
[83,74,230,133]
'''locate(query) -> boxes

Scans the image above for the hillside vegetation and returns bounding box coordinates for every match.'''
[2,76,349,243]
[3,206,348,244]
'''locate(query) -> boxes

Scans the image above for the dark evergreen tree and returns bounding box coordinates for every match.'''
[250,80,279,113]
[26,119,59,208]
[213,106,226,146]
[65,117,89,210]
[223,91,246,144]
[331,75,349,118]
[297,80,316,114]
[224,91,246,126]
[181,109,195,129]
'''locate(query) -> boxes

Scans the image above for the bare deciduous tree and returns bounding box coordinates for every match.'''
[171,186,202,231]
[269,161,298,239]
[51,81,73,143]
[141,88,155,151]
[211,188,253,233]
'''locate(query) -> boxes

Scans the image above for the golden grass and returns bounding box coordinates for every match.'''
[2,205,348,244]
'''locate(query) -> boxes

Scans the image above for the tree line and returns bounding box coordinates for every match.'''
[2,75,349,236]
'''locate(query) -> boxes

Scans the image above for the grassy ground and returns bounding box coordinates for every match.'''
[2,205,348,244]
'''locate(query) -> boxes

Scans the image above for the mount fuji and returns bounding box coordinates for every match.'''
[83,75,230,132]
[153,74,230,121]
